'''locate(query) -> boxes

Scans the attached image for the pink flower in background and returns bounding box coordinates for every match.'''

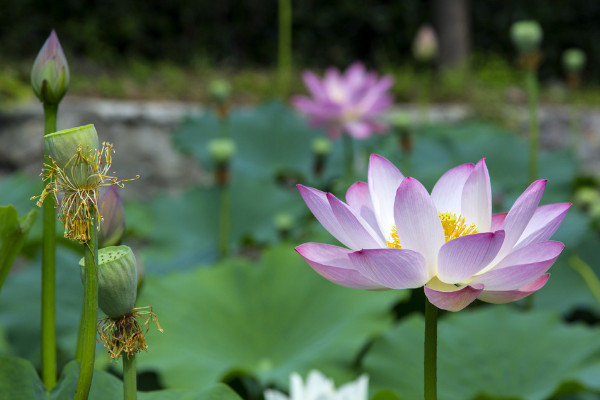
[292,63,393,140]
[296,155,569,311]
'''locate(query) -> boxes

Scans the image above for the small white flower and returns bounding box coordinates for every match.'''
[265,370,369,400]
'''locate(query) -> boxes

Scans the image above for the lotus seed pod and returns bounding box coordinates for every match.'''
[31,30,70,105]
[413,24,438,62]
[208,138,236,163]
[79,245,137,318]
[510,21,543,53]
[563,48,586,74]
[391,111,412,130]
[274,212,294,232]
[311,137,333,156]
[98,186,126,248]
[44,124,100,187]
[209,79,232,103]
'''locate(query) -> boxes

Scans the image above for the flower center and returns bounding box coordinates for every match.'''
[385,212,478,249]
[438,212,478,242]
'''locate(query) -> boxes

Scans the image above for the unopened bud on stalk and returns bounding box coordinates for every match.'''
[44,124,101,187]
[413,24,438,62]
[274,212,294,238]
[563,48,586,74]
[79,245,137,318]
[31,30,70,105]
[391,112,412,130]
[98,186,126,248]
[510,21,543,53]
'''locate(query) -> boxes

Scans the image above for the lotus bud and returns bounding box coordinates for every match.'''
[274,212,294,238]
[80,245,137,318]
[510,21,543,53]
[413,24,438,62]
[31,30,70,105]
[563,48,586,74]
[209,79,232,103]
[44,124,101,187]
[98,186,126,248]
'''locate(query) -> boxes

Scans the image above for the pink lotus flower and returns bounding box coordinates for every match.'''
[292,63,393,140]
[296,155,569,311]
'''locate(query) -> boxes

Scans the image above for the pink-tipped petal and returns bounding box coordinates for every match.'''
[344,121,372,139]
[478,274,549,304]
[349,248,428,289]
[292,96,341,118]
[470,241,563,290]
[424,284,484,312]
[368,154,405,241]
[394,177,444,277]
[296,243,384,289]
[302,71,327,99]
[297,185,354,249]
[515,203,571,249]
[327,193,385,249]
[437,230,505,284]
[346,182,381,236]
[493,179,548,262]
[431,163,475,215]
[491,212,507,231]
[461,159,492,232]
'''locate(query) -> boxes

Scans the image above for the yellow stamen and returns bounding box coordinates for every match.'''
[385,226,402,249]
[439,212,478,242]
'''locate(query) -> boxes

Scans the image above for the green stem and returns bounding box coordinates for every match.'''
[42,102,58,389]
[76,301,85,361]
[75,212,98,400]
[277,0,292,98]
[570,255,600,304]
[123,354,137,400]
[526,69,539,182]
[418,67,431,125]
[424,297,438,400]
[218,183,231,257]
[343,134,354,188]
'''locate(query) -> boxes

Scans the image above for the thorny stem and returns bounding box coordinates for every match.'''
[75,211,98,400]
[218,183,231,257]
[123,354,137,400]
[424,297,438,400]
[42,102,58,389]
[526,69,539,182]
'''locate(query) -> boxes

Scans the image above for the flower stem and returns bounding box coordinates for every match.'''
[42,102,58,389]
[218,183,231,257]
[75,211,99,400]
[343,134,354,188]
[123,354,137,400]
[424,297,438,400]
[526,69,539,182]
[277,0,292,98]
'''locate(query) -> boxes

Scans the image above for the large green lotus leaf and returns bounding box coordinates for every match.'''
[0,247,83,367]
[126,173,307,273]
[534,227,600,314]
[363,307,600,400]
[0,205,38,293]
[136,245,403,390]
[0,357,241,400]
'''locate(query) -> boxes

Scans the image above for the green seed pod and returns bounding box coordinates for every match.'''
[79,245,137,318]
[44,124,100,187]
[563,48,586,74]
[311,137,333,156]
[208,79,232,103]
[510,20,543,53]
[208,138,236,163]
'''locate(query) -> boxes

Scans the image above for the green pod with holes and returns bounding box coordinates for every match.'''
[79,245,137,318]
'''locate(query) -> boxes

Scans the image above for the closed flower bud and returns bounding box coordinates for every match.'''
[31,30,70,105]
[510,21,543,53]
[563,48,586,74]
[44,124,101,187]
[413,24,438,62]
[80,245,137,318]
[208,79,232,103]
[208,138,236,163]
[99,186,126,248]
